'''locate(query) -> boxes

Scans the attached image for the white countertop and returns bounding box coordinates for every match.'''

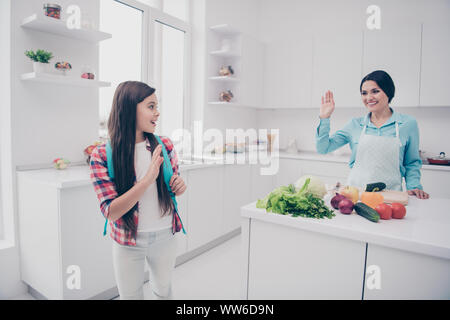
[15,161,216,189]
[16,151,449,189]
[194,150,450,171]
[241,197,450,259]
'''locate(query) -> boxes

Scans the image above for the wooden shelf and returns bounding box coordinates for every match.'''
[209,76,240,82]
[209,24,241,36]
[20,72,111,87]
[21,14,112,43]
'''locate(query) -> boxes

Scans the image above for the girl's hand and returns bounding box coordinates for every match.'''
[144,144,164,184]
[169,174,186,196]
[407,188,429,199]
[320,90,335,119]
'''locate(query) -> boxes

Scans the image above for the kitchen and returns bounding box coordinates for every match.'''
[0,0,449,301]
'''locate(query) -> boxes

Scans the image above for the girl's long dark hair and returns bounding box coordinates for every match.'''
[107,81,174,239]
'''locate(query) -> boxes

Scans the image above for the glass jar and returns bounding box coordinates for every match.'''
[43,4,61,19]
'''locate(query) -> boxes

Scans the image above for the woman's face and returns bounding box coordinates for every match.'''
[136,93,159,135]
[360,80,389,113]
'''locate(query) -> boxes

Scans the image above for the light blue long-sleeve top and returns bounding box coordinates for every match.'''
[315,108,423,190]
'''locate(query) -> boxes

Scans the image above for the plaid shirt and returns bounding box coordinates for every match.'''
[89,136,182,246]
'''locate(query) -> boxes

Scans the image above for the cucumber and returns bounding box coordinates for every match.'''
[365,182,386,192]
[354,202,380,223]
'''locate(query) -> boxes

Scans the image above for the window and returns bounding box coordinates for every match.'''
[99,0,145,139]
[99,0,191,150]
[153,21,186,140]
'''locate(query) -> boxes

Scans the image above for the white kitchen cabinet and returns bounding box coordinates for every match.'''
[250,164,275,201]
[274,158,303,187]
[420,21,450,107]
[297,159,350,186]
[17,173,116,300]
[364,244,450,299]
[186,166,224,251]
[222,164,251,234]
[245,219,366,299]
[263,34,313,108]
[363,24,422,107]
[240,35,264,108]
[420,168,450,199]
[312,27,363,108]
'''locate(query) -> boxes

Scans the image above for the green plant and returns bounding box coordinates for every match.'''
[24,49,53,63]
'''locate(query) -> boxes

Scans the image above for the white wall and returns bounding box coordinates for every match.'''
[257,0,450,155]
[0,0,100,299]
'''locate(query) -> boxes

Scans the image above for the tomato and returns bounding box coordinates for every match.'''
[375,203,392,220]
[391,203,406,219]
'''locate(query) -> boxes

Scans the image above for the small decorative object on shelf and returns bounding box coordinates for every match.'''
[25,49,53,73]
[53,157,70,170]
[43,3,62,19]
[219,90,234,102]
[55,61,72,75]
[81,65,95,80]
[219,65,234,76]
[84,141,103,164]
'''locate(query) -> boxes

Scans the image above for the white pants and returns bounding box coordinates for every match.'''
[112,227,177,300]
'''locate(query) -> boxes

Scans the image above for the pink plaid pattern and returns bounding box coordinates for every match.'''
[89,136,181,246]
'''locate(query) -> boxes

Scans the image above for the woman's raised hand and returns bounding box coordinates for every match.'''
[144,144,164,184]
[320,90,335,119]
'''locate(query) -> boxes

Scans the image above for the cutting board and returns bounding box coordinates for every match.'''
[378,190,409,206]
[351,187,409,206]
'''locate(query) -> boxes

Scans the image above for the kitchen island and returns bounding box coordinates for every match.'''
[241,197,450,300]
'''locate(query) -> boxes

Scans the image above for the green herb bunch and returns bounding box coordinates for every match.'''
[256,178,335,219]
[25,49,53,63]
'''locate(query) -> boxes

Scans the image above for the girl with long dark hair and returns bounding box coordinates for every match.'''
[316,70,429,199]
[90,81,186,299]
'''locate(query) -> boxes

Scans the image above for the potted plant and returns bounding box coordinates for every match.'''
[25,49,53,73]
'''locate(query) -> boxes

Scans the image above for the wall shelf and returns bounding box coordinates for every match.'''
[20,72,111,87]
[209,24,241,36]
[209,50,241,58]
[21,13,112,43]
[209,76,240,83]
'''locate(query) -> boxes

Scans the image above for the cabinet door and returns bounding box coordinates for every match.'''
[274,158,303,188]
[264,34,313,108]
[364,244,450,299]
[251,164,275,201]
[222,164,251,234]
[312,28,363,108]
[241,35,264,107]
[363,24,422,107]
[60,186,116,299]
[187,166,223,251]
[420,169,450,199]
[420,21,450,106]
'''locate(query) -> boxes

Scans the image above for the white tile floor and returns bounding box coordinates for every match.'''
[12,234,243,300]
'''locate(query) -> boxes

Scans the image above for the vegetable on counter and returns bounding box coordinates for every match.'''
[365,182,387,192]
[360,191,384,209]
[338,198,354,214]
[330,193,346,209]
[375,203,392,220]
[294,175,327,199]
[354,202,380,223]
[391,203,407,219]
[339,186,359,203]
[256,178,335,219]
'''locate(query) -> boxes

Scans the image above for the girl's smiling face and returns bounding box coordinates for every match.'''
[360,80,389,112]
[136,93,159,137]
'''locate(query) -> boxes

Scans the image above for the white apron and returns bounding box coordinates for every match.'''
[347,122,402,191]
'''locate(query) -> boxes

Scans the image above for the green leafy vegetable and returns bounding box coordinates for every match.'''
[256,178,335,219]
